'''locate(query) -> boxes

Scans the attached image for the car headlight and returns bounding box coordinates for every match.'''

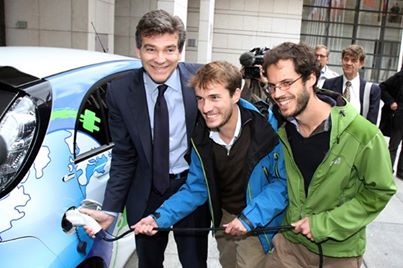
[0,96,37,192]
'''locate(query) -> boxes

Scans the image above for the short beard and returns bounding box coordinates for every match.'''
[290,84,310,117]
[215,108,233,131]
[205,107,234,131]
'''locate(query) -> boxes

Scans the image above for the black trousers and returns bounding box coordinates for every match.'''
[389,110,403,175]
[135,175,211,268]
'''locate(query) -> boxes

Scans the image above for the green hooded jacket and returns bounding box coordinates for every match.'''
[276,90,396,257]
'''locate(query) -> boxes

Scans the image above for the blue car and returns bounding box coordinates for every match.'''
[0,47,142,267]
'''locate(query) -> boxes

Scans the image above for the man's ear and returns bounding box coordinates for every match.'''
[136,48,141,58]
[306,73,317,88]
[233,88,241,103]
[359,59,365,69]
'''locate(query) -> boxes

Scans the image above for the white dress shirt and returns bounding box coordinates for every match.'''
[209,107,241,155]
[317,65,338,88]
[144,69,189,174]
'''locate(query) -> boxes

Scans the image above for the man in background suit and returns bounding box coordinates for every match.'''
[380,69,403,179]
[323,44,381,124]
[315,44,338,88]
[80,9,210,268]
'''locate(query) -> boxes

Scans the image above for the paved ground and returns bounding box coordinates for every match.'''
[363,175,403,268]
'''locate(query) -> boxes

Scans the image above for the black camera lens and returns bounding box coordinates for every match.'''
[244,66,261,79]
[254,55,264,65]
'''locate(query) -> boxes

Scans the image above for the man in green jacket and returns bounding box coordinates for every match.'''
[263,42,396,268]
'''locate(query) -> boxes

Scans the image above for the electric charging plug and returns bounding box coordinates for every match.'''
[65,209,102,234]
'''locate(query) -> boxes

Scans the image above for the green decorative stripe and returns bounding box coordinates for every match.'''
[50,109,77,120]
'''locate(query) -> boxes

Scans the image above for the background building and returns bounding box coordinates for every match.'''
[1,0,402,83]
[301,0,403,83]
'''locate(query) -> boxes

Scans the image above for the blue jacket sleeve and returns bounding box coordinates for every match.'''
[239,108,288,231]
[239,142,288,231]
[154,148,209,227]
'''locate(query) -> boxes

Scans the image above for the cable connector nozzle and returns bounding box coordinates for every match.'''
[65,209,102,234]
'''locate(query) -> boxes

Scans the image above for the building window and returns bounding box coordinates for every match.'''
[301,0,403,83]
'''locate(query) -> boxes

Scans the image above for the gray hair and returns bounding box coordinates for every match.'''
[315,44,330,56]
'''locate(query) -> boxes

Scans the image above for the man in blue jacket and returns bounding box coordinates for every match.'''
[134,61,288,268]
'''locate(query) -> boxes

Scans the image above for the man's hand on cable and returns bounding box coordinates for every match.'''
[222,217,247,236]
[132,215,158,236]
[78,207,115,237]
[292,217,314,241]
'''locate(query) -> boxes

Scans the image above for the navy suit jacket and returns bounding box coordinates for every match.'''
[102,63,200,225]
[323,75,381,124]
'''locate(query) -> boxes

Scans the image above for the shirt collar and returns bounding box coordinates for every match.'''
[209,106,242,147]
[321,65,328,74]
[288,116,331,137]
[287,94,334,136]
[143,68,180,92]
[343,74,360,87]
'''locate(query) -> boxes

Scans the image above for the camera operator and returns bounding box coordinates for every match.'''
[239,47,271,114]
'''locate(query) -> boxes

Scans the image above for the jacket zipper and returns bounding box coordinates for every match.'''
[277,128,305,219]
[191,139,215,227]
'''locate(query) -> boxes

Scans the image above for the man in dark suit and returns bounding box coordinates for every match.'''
[380,69,403,179]
[80,9,210,268]
[323,44,381,124]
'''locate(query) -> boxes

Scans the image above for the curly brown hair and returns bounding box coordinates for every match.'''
[263,42,321,87]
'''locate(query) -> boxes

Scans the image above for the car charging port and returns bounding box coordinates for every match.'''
[62,206,104,255]
[63,207,103,234]
[62,207,77,234]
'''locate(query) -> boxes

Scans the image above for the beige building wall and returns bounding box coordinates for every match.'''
[114,0,157,57]
[211,0,303,66]
[114,0,189,59]
[186,0,215,63]
[4,0,303,66]
[4,0,115,51]
[186,0,303,65]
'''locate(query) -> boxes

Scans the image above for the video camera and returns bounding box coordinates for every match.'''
[239,47,270,79]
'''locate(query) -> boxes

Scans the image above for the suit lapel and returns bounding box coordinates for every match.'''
[335,76,343,94]
[359,77,365,103]
[127,64,197,167]
[178,63,198,140]
[127,68,153,166]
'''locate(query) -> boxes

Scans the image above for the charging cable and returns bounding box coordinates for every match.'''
[65,209,323,268]
[101,225,293,242]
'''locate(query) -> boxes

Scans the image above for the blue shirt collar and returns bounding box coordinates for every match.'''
[143,68,180,92]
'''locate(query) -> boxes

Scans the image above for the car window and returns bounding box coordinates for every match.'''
[75,82,111,158]
[74,70,135,161]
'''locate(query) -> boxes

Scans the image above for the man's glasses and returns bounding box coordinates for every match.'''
[266,75,303,94]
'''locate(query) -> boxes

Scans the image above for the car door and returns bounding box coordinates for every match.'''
[72,73,136,268]
[74,81,112,204]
